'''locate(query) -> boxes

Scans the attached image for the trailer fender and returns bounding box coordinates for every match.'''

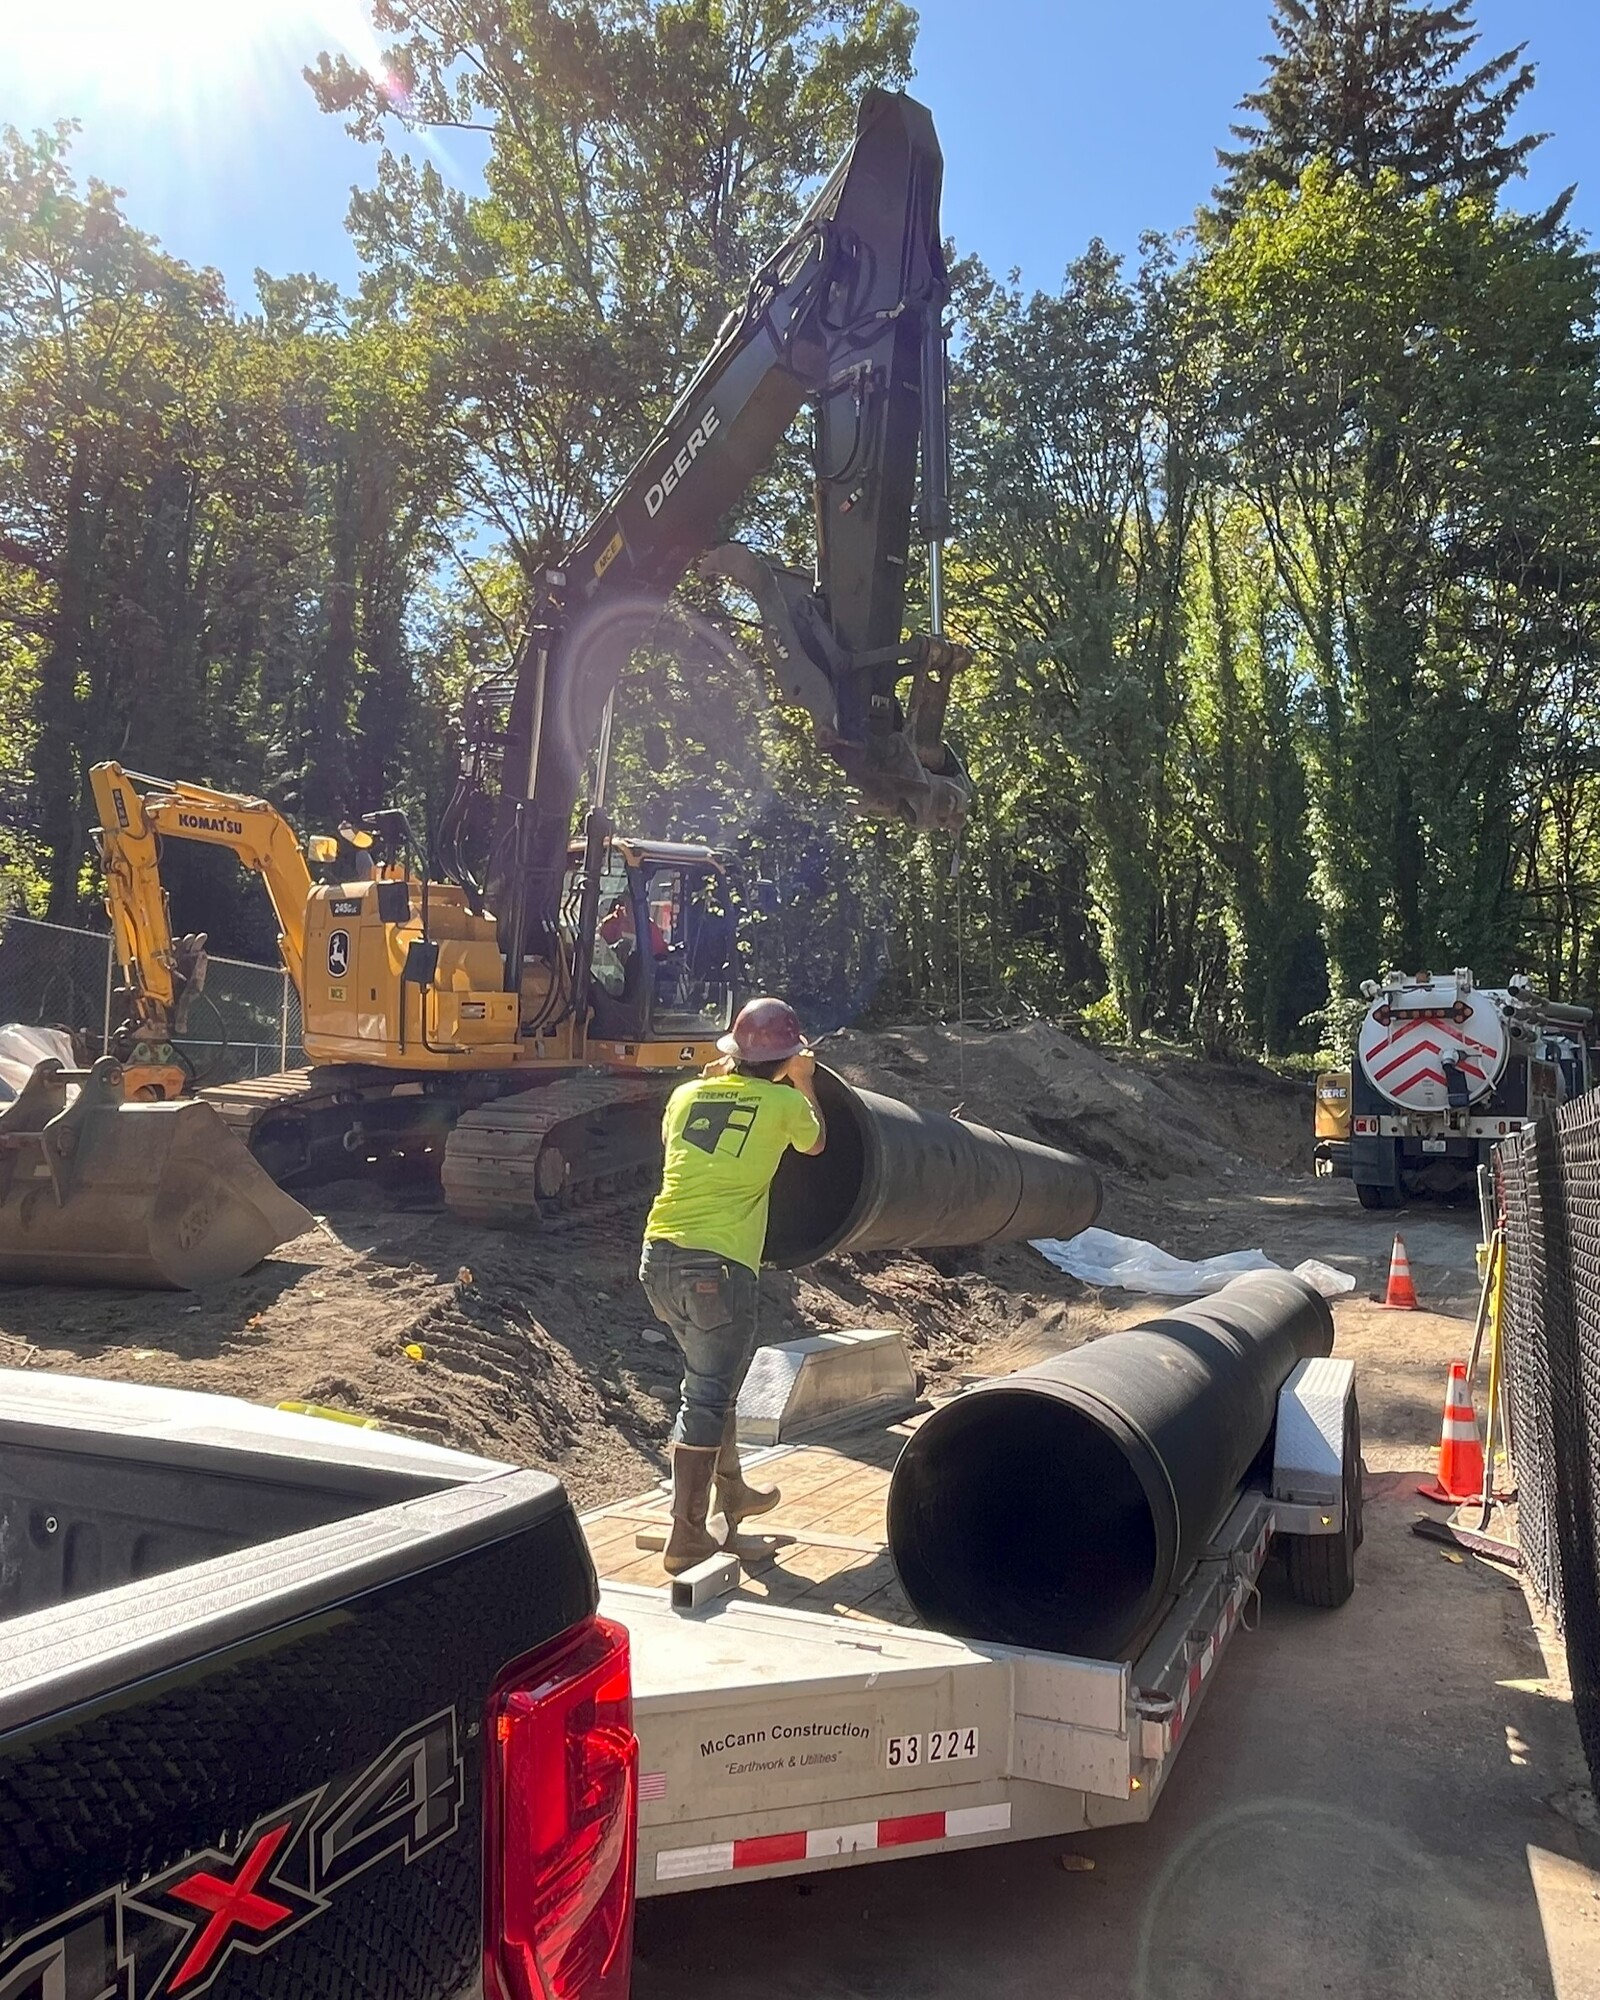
[1271,1356,1356,1535]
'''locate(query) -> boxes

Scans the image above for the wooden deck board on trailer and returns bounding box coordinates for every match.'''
[581,1426,919,1628]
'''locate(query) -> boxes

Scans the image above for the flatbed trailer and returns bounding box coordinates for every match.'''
[587,1354,1360,1896]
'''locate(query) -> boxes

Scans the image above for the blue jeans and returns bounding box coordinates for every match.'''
[639,1238,760,1448]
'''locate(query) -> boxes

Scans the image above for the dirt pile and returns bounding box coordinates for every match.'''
[824,1019,1312,1189]
[0,1025,1314,1501]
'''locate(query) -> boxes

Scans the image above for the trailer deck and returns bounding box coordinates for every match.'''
[583,1418,919,1625]
[587,1355,1356,1898]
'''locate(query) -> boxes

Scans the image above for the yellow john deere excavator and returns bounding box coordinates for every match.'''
[1,88,969,1270]
[87,760,746,1223]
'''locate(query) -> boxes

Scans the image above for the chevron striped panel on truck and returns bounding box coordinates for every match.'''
[1357,981,1508,1113]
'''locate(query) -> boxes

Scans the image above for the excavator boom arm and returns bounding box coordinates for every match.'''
[479,89,967,968]
[90,764,313,1029]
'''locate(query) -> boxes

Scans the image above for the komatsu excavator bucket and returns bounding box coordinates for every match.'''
[0,1057,315,1288]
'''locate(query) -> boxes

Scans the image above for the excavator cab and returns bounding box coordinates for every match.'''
[574,838,736,1053]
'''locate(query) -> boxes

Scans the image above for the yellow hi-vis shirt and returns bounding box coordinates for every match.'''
[644,1074,821,1274]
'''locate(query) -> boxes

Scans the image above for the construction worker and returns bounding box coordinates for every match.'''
[640,995,827,1574]
[600,893,667,957]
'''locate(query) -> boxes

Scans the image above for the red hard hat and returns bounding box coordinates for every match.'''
[718,996,808,1064]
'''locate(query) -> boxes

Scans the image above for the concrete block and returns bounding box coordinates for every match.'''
[735,1327,917,1445]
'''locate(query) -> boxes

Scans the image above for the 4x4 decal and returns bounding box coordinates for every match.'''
[0,1711,461,2000]
[123,1793,327,1998]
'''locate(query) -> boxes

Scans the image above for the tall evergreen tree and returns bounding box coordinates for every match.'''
[1215,0,1553,219]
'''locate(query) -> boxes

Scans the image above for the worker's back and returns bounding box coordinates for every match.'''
[646,1073,820,1274]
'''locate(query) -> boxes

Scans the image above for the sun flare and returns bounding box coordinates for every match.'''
[8,1,383,114]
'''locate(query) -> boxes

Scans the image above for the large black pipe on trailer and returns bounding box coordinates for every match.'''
[885,1271,1335,1658]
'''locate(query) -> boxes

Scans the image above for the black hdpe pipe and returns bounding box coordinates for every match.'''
[762,1066,1101,1269]
[886,1271,1334,1659]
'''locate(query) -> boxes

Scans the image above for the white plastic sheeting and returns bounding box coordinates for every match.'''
[0,1023,77,1102]
[1030,1226,1357,1301]
[1288,1258,1359,1299]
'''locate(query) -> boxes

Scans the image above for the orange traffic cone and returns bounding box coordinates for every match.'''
[1379,1233,1420,1310]
[1417,1362,1485,1503]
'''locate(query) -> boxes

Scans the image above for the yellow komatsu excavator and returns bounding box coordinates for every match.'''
[0,89,969,1280]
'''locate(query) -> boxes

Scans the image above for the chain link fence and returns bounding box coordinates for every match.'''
[0,913,304,1088]
[1498,1093,1600,1790]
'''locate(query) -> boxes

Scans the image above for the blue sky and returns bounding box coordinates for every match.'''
[2,1,1595,307]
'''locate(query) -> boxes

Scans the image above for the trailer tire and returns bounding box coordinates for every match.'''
[1285,1399,1361,1609]
[1356,1181,1402,1211]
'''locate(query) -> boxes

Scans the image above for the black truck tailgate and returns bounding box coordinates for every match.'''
[1,1463,597,1999]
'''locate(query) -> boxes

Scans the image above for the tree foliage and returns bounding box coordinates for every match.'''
[5,1,1600,1058]
[1215,0,1548,217]
[1203,164,1600,996]
[307,0,915,573]
[949,243,1205,1036]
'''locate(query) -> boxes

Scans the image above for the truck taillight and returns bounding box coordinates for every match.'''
[485,1616,638,2000]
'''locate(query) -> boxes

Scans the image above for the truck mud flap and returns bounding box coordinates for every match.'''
[0,1058,315,1288]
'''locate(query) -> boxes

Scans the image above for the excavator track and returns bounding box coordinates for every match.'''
[194,1064,674,1231]
[201,1068,323,1143]
[198,1067,456,1185]
[441,1073,672,1229]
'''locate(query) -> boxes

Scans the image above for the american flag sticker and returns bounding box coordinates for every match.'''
[640,1771,668,1803]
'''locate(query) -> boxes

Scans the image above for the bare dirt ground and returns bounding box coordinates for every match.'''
[0,1022,1335,1507]
[5,1019,1597,1990]
[0,1022,1471,1505]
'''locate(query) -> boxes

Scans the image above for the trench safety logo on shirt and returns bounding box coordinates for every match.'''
[326,929,350,979]
[683,1093,760,1160]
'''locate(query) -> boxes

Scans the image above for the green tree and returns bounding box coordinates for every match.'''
[951,242,1207,1036]
[1203,163,1600,996]
[0,125,237,916]
[307,0,916,576]
[0,128,466,941]
[1216,0,1549,219]
[252,278,460,828]
[1178,495,1321,1050]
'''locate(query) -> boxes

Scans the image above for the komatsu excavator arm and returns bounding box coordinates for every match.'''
[89,764,314,1036]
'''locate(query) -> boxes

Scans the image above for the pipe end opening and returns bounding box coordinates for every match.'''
[887,1389,1161,1658]
[764,1069,866,1266]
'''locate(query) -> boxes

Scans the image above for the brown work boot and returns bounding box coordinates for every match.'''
[664,1445,721,1576]
[714,1409,781,1528]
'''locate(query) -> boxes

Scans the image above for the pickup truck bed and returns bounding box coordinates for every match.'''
[0,1373,608,2000]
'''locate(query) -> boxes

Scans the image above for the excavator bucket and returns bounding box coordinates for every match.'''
[0,1057,315,1289]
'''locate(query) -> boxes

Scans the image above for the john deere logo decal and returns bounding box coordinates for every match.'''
[327,930,350,979]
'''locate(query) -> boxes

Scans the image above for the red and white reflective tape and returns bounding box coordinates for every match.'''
[1169,1518,1270,1748]
[655,1802,1012,1882]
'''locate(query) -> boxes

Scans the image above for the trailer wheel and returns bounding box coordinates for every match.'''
[1285,1399,1361,1609]
[1356,1181,1402,1211]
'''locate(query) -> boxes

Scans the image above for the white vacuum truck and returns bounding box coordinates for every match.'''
[1316,968,1592,1207]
